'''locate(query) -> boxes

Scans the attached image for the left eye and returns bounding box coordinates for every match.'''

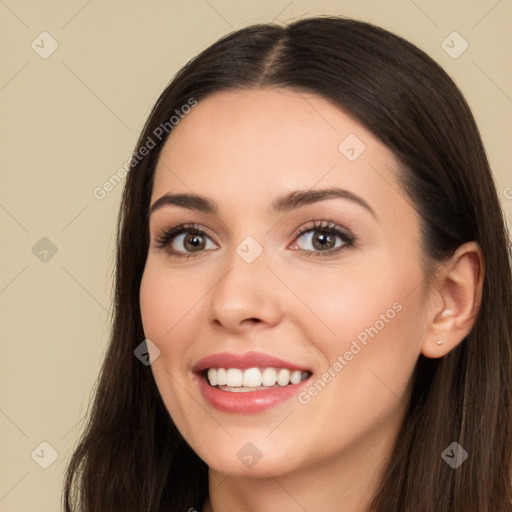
[293,228,346,252]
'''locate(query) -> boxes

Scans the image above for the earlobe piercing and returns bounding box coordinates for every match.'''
[436,340,443,346]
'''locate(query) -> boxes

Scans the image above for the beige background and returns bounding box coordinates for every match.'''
[1,1,511,510]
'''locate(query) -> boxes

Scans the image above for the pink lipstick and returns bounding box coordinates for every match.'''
[193,351,312,414]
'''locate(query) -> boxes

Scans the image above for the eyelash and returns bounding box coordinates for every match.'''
[153,219,356,260]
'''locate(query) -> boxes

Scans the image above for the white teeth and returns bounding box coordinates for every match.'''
[290,370,303,384]
[277,369,291,386]
[205,367,310,388]
[261,367,277,386]
[217,368,227,386]
[207,368,217,386]
[226,368,243,387]
[242,367,262,387]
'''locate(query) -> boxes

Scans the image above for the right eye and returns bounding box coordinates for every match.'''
[154,223,218,259]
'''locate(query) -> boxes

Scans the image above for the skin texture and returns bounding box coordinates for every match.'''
[139,89,483,512]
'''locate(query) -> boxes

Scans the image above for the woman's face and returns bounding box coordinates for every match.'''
[140,88,431,479]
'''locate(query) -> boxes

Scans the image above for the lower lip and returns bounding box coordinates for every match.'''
[195,373,311,414]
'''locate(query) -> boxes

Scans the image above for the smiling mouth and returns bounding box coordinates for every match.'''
[202,367,312,392]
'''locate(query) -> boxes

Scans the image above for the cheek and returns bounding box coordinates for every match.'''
[139,269,170,342]
[139,264,203,437]
[289,256,425,385]
[295,295,423,451]
[139,261,201,344]
[287,262,408,342]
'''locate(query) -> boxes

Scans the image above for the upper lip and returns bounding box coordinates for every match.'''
[193,351,312,373]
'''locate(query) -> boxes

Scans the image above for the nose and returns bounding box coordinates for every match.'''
[206,249,285,333]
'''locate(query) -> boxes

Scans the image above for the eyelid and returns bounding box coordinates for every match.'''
[291,219,355,243]
[289,219,356,257]
[153,222,218,249]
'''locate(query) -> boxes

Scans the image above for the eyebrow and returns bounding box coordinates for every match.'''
[148,187,376,218]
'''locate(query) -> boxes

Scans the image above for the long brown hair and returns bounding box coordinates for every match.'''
[63,16,512,511]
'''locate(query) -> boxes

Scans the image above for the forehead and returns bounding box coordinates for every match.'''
[151,88,404,219]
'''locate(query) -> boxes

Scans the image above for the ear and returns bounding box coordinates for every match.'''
[421,241,484,358]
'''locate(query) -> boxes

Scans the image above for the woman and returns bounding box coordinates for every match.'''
[63,16,512,512]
